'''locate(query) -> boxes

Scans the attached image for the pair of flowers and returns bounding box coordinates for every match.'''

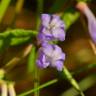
[36,14,66,71]
[36,2,96,71]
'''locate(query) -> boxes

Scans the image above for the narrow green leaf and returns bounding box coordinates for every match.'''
[0,36,31,53]
[27,45,36,73]
[63,66,84,96]
[18,79,58,96]
[0,29,37,38]
[10,37,31,46]
[0,0,11,23]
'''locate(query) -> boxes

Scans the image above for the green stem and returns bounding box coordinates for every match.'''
[0,0,11,23]
[15,0,24,14]
[33,51,39,96]
[36,0,43,30]
[34,66,39,96]
[17,79,58,96]
[27,45,36,73]
[37,0,43,15]
[33,0,43,96]
[63,65,85,96]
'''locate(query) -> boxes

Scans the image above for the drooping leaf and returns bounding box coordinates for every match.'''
[10,37,31,46]
[0,29,37,52]
[0,29,37,38]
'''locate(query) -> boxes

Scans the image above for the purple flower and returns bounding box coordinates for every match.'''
[77,2,96,43]
[36,43,65,71]
[38,14,66,43]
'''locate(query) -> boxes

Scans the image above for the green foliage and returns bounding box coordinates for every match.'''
[0,29,37,52]
[62,8,80,30]
[0,29,37,37]
[10,37,31,46]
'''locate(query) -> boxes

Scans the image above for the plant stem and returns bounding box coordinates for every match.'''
[63,65,85,96]
[34,66,39,96]
[33,0,43,96]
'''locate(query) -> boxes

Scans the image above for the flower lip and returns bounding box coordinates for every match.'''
[36,43,65,71]
[41,14,51,27]
[38,14,66,43]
